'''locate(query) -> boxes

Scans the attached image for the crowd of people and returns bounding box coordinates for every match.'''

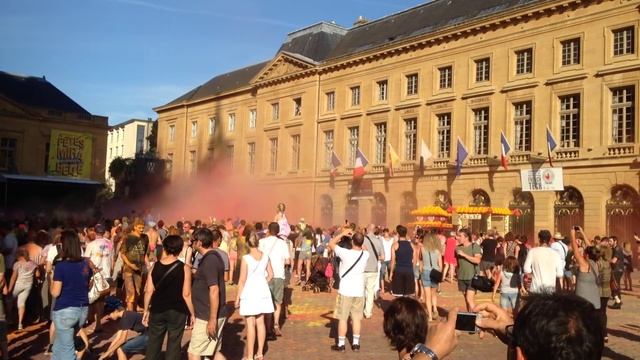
[0,205,637,359]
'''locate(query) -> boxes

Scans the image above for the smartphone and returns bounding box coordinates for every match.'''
[455,312,478,333]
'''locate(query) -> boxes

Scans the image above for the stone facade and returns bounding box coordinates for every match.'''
[156,0,640,255]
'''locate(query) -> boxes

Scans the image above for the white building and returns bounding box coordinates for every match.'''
[106,118,154,189]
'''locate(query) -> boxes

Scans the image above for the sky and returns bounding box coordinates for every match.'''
[0,0,426,125]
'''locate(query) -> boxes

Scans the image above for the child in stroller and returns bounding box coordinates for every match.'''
[302,257,331,293]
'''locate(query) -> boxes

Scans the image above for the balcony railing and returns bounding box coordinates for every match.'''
[555,148,580,160]
[468,156,487,166]
[400,162,416,172]
[607,144,635,157]
[371,164,385,173]
[510,153,531,163]
[432,159,450,168]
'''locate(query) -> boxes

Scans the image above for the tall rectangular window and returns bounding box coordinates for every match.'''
[377,80,388,101]
[293,97,302,117]
[351,86,361,107]
[136,124,145,154]
[324,130,334,169]
[326,91,335,111]
[168,124,175,142]
[271,102,280,121]
[247,142,256,174]
[269,138,278,172]
[475,58,491,82]
[437,114,451,158]
[209,117,216,135]
[612,86,635,144]
[404,119,417,160]
[473,108,490,155]
[226,145,234,168]
[561,38,581,66]
[613,27,635,56]
[348,126,359,166]
[375,123,387,164]
[191,121,198,138]
[439,66,452,89]
[0,138,17,171]
[166,153,173,178]
[189,150,197,176]
[406,74,418,96]
[228,113,236,132]
[516,48,533,74]
[291,134,300,170]
[513,101,532,152]
[248,110,256,129]
[559,94,581,148]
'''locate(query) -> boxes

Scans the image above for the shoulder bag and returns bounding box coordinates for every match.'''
[427,250,443,284]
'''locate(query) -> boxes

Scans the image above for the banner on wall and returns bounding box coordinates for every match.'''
[520,167,564,192]
[48,129,93,178]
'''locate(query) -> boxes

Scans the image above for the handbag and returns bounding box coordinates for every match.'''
[88,272,111,304]
[427,250,443,284]
[469,244,494,292]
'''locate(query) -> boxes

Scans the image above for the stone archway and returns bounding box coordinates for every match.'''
[371,192,387,227]
[400,191,418,225]
[469,189,491,233]
[606,185,640,265]
[554,186,584,236]
[345,198,359,226]
[320,194,333,228]
[510,189,535,242]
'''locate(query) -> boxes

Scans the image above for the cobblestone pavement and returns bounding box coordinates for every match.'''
[9,272,640,359]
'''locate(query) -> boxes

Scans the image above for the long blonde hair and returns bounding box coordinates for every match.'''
[422,233,442,252]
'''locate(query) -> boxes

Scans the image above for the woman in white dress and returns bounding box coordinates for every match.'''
[235,232,274,360]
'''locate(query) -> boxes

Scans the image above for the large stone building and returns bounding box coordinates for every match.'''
[0,71,108,214]
[155,0,639,255]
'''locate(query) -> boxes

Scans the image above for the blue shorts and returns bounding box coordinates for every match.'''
[421,269,438,288]
[121,333,148,354]
[500,292,518,309]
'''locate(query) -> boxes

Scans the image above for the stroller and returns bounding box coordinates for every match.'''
[302,257,331,293]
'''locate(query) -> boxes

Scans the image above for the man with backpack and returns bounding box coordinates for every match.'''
[259,222,290,339]
[329,227,369,352]
[550,232,571,290]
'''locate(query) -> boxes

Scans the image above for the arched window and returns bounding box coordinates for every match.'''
[371,192,387,227]
[469,189,491,233]
[509,189,534,242]
[606,185,639,266]
[320,194,333,228]
[400,191,418,225]
[554,186,584,237]
[345,199,359,226]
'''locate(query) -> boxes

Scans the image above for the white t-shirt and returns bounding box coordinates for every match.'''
[382,237,394,262]
[550,241,568,270]
[259,235,290,279]
[46,244,59,264]
[335,245,370,298]
[523,246,563,293]
[84,237,114,279]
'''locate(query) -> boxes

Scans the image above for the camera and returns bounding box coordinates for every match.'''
[455,312,478,333]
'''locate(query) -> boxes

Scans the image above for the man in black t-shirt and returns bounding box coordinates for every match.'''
[99,307,148,360]
[188,228,227,360]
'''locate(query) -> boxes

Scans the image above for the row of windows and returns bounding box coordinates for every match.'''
[172,85,635,176]
[320,26,635,110]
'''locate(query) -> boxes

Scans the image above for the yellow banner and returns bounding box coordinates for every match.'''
[48,129,93,178]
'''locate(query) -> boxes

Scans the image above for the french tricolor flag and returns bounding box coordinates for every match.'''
[353,148,369,180]
[500,131,511,170]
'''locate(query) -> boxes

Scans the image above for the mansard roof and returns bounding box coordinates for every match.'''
[158,0,546,110]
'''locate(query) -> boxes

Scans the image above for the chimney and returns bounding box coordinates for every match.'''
[353,15,368,26]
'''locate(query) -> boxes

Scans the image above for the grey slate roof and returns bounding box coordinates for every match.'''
[278,22,347,62]
[0,71,90,115]
[158,0,543,110]
[326,0,541,59]
[159,61,269,109]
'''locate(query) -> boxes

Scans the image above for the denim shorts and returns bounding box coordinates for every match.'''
[421,269,438,288]
[500,292,518,309]
[121,333,149,354]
